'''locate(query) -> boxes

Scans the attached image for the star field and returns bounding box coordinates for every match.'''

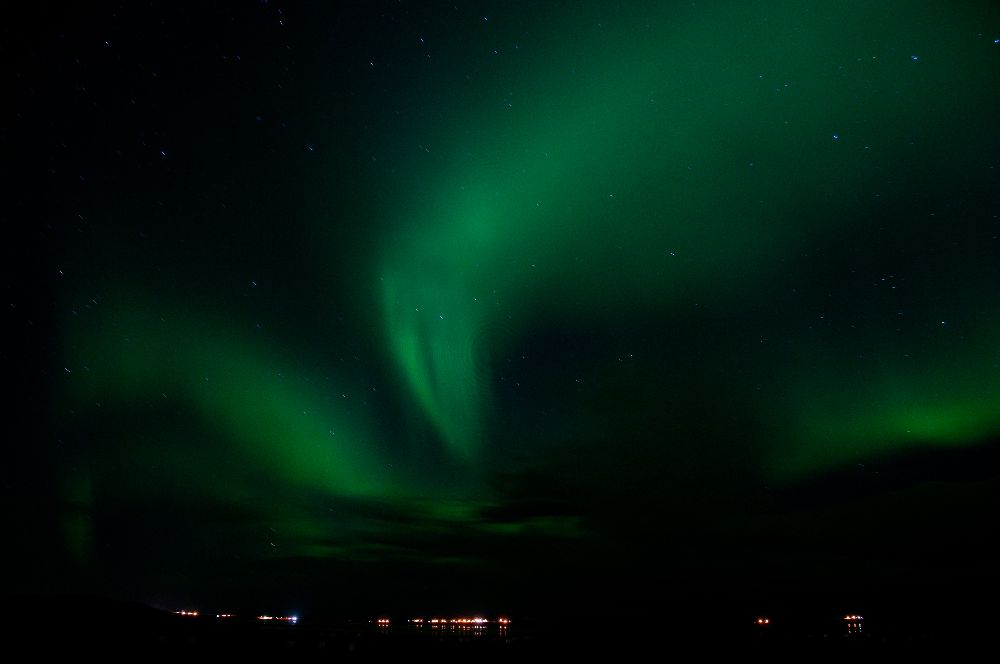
[7,0,1000,617]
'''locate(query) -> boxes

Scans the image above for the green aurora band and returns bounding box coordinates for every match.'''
[54,0,1000,566]
[378,0,1000,472]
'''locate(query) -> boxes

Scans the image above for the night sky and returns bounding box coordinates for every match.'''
[7,1,1000,619]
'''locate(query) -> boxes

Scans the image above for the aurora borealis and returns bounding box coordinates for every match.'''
[8,0,1000,617]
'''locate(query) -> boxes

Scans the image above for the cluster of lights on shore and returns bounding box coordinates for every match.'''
[174,611,296,622]
[176,611,867,630]
[754,614,863,627]
[175,611,510,627]
[376,617,511,627]
[257,615,299,622]
[174,611,864,628]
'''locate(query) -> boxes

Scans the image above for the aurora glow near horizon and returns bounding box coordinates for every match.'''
[16,0,1000,611]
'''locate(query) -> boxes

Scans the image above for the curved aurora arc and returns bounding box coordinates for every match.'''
[55,0,1000,569]
[378,0,1000,474]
